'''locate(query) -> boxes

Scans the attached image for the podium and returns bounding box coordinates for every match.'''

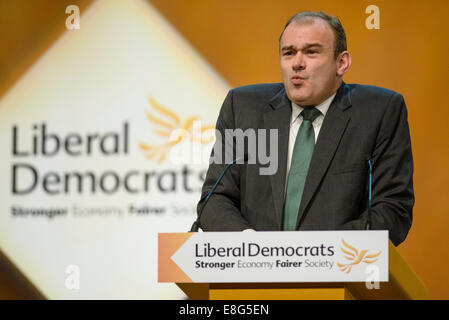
[159,231,427,300]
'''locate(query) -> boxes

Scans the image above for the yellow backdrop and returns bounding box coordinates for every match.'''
[149,0,449,300]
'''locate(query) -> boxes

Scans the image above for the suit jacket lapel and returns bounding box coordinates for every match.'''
[263,88,291,229]
[295,82,353,228]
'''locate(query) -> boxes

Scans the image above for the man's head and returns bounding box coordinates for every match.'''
[279,11,351,107]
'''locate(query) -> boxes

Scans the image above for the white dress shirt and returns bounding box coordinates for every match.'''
[285,93,337,189]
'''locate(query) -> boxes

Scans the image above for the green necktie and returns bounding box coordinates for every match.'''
[283,107,321,231]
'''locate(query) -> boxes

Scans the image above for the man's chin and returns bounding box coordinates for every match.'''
[285,86,308,102]
[289,93,311,106]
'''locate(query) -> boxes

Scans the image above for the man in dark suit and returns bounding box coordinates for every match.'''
[196,11,413,246]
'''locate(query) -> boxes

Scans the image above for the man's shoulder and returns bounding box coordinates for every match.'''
[346,83,406,120]
[230,83,285,100]
[348,83,403,101]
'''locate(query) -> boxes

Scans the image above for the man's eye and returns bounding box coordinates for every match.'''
[284,51,293,56]
[307,50,317,54]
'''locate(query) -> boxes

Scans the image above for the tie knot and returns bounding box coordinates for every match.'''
[301,107,321,122]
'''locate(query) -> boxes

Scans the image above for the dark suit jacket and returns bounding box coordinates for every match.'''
[198,81,414,246]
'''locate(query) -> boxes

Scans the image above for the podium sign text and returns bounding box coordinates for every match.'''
[158,231,388,283]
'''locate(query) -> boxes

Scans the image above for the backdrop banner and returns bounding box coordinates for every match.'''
[0,0,228,299]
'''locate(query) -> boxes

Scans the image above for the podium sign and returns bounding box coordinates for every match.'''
[158,231,388,283]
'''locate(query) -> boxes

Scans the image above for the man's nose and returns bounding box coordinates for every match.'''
[292,52,305,70]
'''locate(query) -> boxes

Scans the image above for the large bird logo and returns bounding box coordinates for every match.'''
[139,96,215,163]
[336,239,381,274]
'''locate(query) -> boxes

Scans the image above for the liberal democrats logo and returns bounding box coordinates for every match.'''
[139,95,215,163]
[337,239,381,274]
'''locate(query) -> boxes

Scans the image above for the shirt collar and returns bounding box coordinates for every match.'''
[291,92,337,124]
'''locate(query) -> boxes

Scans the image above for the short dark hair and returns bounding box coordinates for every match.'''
[279,11,347,59]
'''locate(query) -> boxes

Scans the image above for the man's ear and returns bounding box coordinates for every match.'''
[336,51,351,76]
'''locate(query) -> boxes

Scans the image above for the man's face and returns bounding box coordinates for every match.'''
[280,19,341,107]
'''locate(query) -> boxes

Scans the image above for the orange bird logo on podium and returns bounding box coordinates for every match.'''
[337,239,382,274]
